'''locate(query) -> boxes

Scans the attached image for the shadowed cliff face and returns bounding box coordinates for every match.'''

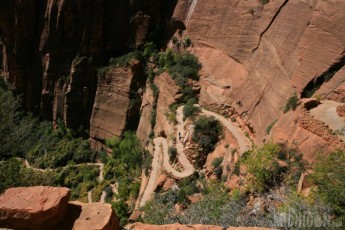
[0,0,176,130]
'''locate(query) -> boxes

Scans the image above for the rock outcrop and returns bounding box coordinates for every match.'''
[271,100,345,162]
[89,60,144,149]
[129,223,276,230]
[69,201,119,230]
[136,82,154,146]
[153,72,180,137]
[0,186,119,230]
[173,0,345,141]
[0,186,70,230]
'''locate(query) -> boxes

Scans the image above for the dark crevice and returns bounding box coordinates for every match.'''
[124,62,146,132]
[301,54,345,98]
[252,0,290,53]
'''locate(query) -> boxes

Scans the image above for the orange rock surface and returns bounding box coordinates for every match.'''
[0,186,70,230]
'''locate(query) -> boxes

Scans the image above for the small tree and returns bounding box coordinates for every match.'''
[313,149,345,215]
[192,115,222,155]
[242,143,282,193]
[168,146,177,162]
[183,99,201,121]
[283,92,299,113]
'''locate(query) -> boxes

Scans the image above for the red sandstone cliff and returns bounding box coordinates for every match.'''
[1,0,344,149]
[173,0,345,141]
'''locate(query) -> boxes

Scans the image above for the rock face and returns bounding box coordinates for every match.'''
[173,0,345,141]
[89,60,144,149]
[0,0,176,129]
[0,186,119,230]
[70,201,119,230]
[154,72,180,137]
[136,82,154,146]
[0,186,70,230]
[129,223,276,230]
[271,100,345,162]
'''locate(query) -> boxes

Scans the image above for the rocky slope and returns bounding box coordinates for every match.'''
[0,186,119,230]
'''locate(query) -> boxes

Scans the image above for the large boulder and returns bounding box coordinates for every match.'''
[69,201,119,230]
[0,186,70,230]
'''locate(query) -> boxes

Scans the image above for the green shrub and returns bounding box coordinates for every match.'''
[242,143,282,193]
[109,51,142,67]
[0,81,40,159]
[192,116,222,154]
[183,37,192,47]
[165,110,177,125]
[283,92,299,113]
[183,99,201,121]
[112,200,130,227]
[0,158,57,193]
[266,120,277,135]
[106,131,143,170]
[156,51,201,103]
[212,157,223,169]
[168,147,177,162]
[312,149,345,215]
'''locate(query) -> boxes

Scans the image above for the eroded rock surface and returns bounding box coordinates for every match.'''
[174,0,345,141]
[0,186,120,230]
[271,100,345,162]
[154,72,180,136]
[90,60,144,149]
[0,186,70,230]
[70,201,119,230]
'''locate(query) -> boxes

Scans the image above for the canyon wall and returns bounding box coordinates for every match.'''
[0,0,176,132]
[1,0,344,148]
[173,0,345,141]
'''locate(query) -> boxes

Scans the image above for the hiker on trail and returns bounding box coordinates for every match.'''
[178,132,182,142]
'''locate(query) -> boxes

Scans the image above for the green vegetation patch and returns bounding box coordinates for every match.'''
[192,115,223,155]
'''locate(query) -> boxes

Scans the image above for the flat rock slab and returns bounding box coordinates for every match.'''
[0,186,70,230]
[70,201,119,230]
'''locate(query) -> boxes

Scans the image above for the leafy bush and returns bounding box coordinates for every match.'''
[168,147,177,162]
[112,200,130,227]
[106,131,143,170]
[109,51,142,67]
[143,187,246,226]
[192,116,222,154]
[0,158,57,193]
[157,51,201,103]
[165,110,177,124]
[283,92,299,113]
[241,143,283,193]
[183,37,192,47]
[183,99,201,121]
[212,157,223,169]
[312,149,345,215]
[26,123,96,169]
[0,81,39,159]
